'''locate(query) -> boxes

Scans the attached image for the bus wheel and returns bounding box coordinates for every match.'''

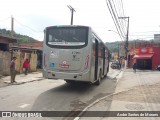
[95,71,101,85]
[65,80,75,84]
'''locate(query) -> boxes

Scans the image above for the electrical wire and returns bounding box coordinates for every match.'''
[119,0,126,32]
[14,18,43,33]
[113,0,126,33]
[106,0,125,40]
[0,17,10,22]
[106,0,123,40]
[111,0,126,37]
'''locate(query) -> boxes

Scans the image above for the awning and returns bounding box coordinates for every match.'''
[133,54,153,59]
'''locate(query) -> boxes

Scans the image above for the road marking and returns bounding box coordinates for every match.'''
[19,104,30,108]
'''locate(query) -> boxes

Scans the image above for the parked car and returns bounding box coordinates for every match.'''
[156,65,160,71]
[111,61,121,69]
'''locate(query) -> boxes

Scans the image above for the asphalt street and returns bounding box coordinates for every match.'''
[0,68,120,120]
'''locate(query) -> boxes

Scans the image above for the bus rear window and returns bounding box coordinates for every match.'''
[46,27,88,47]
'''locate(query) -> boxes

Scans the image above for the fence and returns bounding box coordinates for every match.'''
[14,51,37,73]
[0,51,38,76]
[0,51,11,75]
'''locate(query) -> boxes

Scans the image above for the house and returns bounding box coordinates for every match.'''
[0,35,17,51]
[10,41,43,73]
[0,35,17,75]
[127,41,160,70]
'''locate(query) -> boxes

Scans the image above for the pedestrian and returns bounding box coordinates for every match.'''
[133,62,137,73]
[121,58,125,68]
[10,57,17,83]
[23,59,30,75]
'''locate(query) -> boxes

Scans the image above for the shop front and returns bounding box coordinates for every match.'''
[129,47,160,70]
[133,54,153,70]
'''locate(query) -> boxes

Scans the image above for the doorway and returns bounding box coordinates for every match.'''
[137,59,152,70]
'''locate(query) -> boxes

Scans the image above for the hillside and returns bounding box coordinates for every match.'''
[105,41,119,53]
[0,28,38,43]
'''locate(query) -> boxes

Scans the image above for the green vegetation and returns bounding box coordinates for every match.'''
[105,41,120,53]
[0,28,38,43]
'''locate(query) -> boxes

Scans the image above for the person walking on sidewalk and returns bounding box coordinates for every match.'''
[23,59,30,75]
[10,57,17,83]
[133,62,137,73]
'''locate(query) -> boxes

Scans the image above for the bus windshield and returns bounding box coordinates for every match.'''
[46,27,88,47]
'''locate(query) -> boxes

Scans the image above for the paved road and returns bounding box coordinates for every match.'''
[0,69,121,120]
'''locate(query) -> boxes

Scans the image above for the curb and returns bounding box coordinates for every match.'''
[73,69,124,120]
[73,88,133,120]
[0,78,44,88]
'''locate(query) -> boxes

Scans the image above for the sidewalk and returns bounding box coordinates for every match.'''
[0,71,43,88]
[77,69,160,120]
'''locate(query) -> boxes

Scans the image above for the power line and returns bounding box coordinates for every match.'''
[14,18,43,33]
[111,0,126,36]
[118,0,127,33]
[106,0,125,40]
[113,0,125,33]
[120,0,125,17]
[110,0,124,36]
[106,0,122,40]
[106,0,129,41]
[132,31,160,33]
[0,17,10,22]
[130,35,154,36]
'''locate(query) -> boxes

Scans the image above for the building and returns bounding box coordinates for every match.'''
[0,35,17,75]
[154,34,160,41]
[0,35,17,51]
[128,47,160,70]
[10,41,43,72]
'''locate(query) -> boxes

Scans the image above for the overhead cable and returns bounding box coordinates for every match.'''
[14,18,43,33]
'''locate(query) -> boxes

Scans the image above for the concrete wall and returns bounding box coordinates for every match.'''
[0,51,11,75]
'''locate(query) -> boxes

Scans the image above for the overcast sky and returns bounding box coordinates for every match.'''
[0,0,160,43]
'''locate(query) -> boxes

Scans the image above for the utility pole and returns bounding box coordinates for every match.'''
[118,17,130,59]
[11,16,14,37]
[67,5,76,25]
[118,42,119,58]
[126,17,129,59]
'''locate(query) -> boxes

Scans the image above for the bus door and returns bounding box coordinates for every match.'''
[102,47,105,76]
[94,39,98,80]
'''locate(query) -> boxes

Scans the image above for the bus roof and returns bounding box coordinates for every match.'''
[45,25,90,29]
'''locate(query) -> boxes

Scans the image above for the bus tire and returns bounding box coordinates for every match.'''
[107,65,109,73]
[65,80,75,84]
[95,70,101,85]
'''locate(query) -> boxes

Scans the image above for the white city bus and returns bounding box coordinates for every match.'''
[43,25,110,85]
